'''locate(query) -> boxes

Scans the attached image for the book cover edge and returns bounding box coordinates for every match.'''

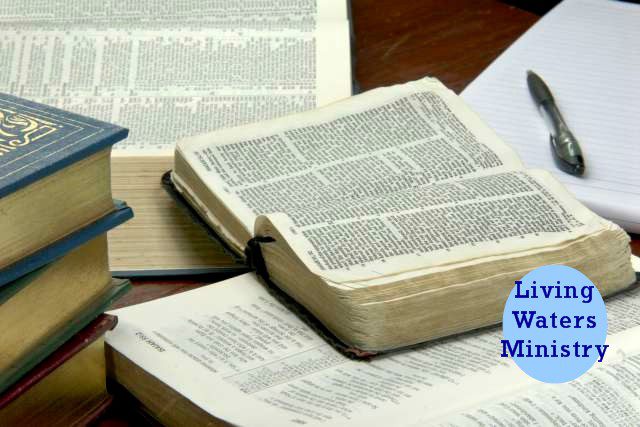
[160,171,248,266]
[0,93,128,199]
[0,201,134,287]
[0,279,130,395]
[0,314,118,409]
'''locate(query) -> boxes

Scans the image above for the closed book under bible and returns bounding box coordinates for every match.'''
[171,78,636,353]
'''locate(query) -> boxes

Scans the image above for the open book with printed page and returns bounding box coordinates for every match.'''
[170,77,637,353]
[0,0,353,276]
[105,271,640,426]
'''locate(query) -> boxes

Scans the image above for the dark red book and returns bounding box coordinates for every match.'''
[0,314,118,426]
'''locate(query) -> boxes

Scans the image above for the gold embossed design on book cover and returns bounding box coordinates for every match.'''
[0,108,61,155]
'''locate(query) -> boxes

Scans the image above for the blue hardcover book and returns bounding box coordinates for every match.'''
[0,93,127,198]
[0,93,130,278]
[0,201,133,287]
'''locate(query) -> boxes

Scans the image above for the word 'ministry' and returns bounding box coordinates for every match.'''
[501,281,609,362]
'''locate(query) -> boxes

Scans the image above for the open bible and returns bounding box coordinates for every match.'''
[0,0,352,275]
[106,272,640,426]
[171,78,636,352]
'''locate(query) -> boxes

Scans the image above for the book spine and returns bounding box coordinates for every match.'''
[0,314,118,408]
[245,236,275,280]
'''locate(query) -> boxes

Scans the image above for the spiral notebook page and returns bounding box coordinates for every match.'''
[462,0,640,232]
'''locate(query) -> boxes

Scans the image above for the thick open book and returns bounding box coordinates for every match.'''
[172,77,636,352]
[106,272,640,426]
[0,0,352,275]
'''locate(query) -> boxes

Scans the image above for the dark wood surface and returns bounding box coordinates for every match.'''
[96,1,639,424]
[352,0,539,92]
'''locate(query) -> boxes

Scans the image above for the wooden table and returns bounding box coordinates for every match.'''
[97,1,639,424]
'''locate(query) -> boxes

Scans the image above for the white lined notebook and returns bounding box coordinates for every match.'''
[462,0,640,232]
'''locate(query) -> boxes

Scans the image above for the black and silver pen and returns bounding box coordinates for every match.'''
[527,70,585,176]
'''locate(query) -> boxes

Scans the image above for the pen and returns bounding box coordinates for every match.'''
[526,70,585,176]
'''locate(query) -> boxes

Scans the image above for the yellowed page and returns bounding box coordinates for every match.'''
[258,169,612,283]
[175,77,524,248]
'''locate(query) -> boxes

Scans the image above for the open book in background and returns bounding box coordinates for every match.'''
[105,271,640,426]
[462,0,640,232]
[0,0,353,275]
[171,77,635,353]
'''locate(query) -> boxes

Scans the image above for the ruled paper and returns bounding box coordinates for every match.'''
[462,0,640,232]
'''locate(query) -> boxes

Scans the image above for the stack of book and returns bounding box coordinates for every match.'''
[105,77,639,426]
[0,94,133,425]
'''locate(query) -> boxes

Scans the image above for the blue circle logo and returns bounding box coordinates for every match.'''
[502,265,608,383]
